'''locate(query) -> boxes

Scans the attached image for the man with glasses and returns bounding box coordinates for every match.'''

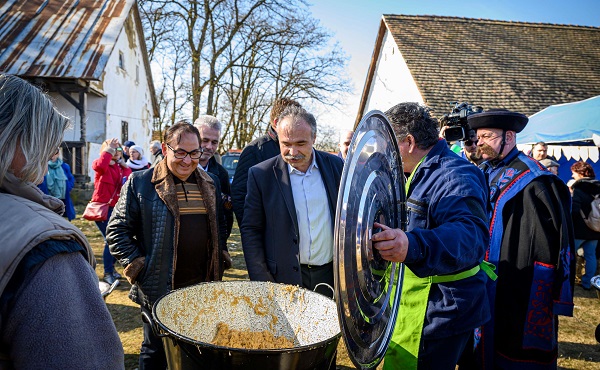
[464,109,575,369]
[462,129,483,166]
[107,121,227,369]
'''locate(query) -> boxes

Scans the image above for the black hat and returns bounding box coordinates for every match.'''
[467,109,528,133]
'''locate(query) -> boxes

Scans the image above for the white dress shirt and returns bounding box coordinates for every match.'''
[288,151,334,265]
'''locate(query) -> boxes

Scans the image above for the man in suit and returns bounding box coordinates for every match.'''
[240,105,344,298]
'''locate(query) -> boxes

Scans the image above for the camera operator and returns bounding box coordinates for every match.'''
[440,102,484,166]
[462,130,484,165]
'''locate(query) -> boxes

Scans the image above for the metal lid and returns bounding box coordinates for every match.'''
[334,110,406,369]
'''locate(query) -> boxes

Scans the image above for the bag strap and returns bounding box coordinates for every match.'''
[108,167,123,204]
[108,187,118,204]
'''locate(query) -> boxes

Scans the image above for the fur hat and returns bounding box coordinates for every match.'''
[540,158,559,168]
[129,145,145,157]
[467,109,528,133]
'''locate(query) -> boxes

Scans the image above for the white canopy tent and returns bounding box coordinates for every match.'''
[517,96,600,163]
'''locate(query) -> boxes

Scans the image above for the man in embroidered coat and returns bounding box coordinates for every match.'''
[465,110,575,369]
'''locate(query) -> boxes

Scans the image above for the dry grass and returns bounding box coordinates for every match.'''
[73,210,600,369]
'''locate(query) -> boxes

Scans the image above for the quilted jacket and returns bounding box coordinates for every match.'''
[106,160,226,308]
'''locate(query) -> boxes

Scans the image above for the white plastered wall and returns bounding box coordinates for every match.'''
[87,11,154,183]
[364,28,424,113]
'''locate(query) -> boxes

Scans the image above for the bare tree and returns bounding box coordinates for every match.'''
[139,0,174,62]
[152,39,192,136]
[314,123,340,153]
[139,0,351,150]
[216,6,350,150]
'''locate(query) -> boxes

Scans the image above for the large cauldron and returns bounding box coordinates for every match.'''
[151,281,341,370]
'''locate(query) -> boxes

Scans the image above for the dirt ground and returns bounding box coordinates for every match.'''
[75,213,600,369]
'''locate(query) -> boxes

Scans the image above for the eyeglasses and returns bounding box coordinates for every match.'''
[116,147,123,152]
[464,139,478,146]
[166,144,203,159]
[476,133,501,142]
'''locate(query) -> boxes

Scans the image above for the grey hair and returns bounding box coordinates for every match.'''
[0,75,70,185]
[277,105,317,137]
[194,115,222,133]
[150,140,162,150]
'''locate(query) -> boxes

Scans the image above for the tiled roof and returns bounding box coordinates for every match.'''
[382,15,600,117]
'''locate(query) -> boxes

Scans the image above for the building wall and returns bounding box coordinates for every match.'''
[364,29,424,113]
[85,10,154,183]
[98,11,153,150]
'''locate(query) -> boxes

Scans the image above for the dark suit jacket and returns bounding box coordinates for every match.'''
[206,157,234,239]
[240,150,344,285]
[231,126,280,225]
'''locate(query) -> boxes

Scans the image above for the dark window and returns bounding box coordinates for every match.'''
[121,121,129,144]
[221,153,241,183]
[119,52,125,70]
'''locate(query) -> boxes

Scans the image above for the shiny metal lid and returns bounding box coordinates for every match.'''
[334,110,406,369]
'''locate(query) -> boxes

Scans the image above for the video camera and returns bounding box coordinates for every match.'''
[440,102,483,142]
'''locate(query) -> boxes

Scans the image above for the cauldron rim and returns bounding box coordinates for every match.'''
[151,281,342,355]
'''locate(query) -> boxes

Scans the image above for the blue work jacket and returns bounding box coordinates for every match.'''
[403,139,491,338]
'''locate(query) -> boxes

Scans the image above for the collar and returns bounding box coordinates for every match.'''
[268,125,278,141]
[412,139,446,169]
[173,173,196,184]
[198,162,209,172]
[288,149,318,175]
[0,172,65,215]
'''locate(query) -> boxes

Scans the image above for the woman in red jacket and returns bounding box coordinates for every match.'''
[91,138,132,285]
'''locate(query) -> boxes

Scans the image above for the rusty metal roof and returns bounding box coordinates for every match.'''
[0,0,134,80]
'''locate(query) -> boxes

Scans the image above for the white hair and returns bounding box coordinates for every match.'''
[194,115,222,133]
[0,75,70,185]
[150,140,162,150]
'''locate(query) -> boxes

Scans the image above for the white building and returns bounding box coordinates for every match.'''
[356,15,600,126]
[0,0,158,183]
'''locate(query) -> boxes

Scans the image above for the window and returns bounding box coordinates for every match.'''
[118,52,125,70]
[121,121,129,144]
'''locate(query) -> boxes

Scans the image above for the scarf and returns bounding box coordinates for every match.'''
[126,157,150,170]
[46,159,67,199]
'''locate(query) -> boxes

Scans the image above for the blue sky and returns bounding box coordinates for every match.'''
[307,0,600,132]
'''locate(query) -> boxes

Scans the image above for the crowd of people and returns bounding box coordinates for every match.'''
[1,73,599,370]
